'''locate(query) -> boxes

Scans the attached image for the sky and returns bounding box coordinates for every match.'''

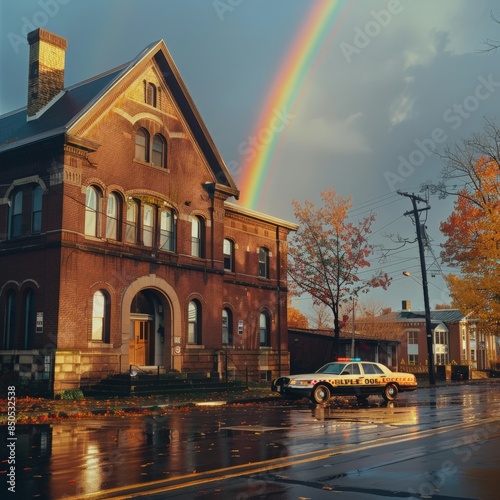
[2,0,500,317]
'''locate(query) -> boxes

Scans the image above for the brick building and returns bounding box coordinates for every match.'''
[382,301,495,376]
[394,303,492,370]
[0,29,297,393]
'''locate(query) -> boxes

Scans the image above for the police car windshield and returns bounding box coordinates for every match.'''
[316,363,346,375]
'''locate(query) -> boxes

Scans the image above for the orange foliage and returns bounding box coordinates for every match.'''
[287,306,309,329]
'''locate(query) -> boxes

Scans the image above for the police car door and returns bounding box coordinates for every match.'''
[339,362,362,393]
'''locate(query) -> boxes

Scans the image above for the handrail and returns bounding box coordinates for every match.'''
[129,364,150,377]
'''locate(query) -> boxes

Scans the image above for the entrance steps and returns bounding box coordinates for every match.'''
[83,370,241,397]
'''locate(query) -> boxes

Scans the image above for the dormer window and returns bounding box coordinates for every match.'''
[146,82,157,107]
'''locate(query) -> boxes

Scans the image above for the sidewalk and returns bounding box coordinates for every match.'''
[0,386,280,424]
[2,378,497,424]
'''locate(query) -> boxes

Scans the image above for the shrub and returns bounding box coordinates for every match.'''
[58,389,85,400]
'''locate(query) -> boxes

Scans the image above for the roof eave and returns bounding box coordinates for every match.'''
[224,201,298,230]
[0,127,67,153]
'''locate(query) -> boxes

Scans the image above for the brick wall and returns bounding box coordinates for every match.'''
[0,41,293,391]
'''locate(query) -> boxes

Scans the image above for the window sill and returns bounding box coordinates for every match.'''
[190,255,208,264]
[186,344,205,349]
[133,158,169,172]
[88,341,112,348]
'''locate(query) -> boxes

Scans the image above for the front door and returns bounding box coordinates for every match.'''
[130,320,151,366]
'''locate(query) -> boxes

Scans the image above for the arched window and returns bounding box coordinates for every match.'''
[135,128,149,162]
[259,311,271,347]
[152,134,166,167]
[85,186,101,237]
[106,192,120,240]
[126,200,138,243]
[31,185,43,234]
[4,290,16,349]
[23,289,36,349]
[222,308,233,345]
[143,204,154,247]
[146,82,157,107]
[160,208,176,252]
[8,190,23,239]
[188,300,201,344]
[223,239,234,272]
[92,290,110,342]
[191,216,204,257]
[258,247,269,278]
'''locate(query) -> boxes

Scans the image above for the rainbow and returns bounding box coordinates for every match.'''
[238,0,346,209]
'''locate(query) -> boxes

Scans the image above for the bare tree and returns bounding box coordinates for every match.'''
[307,302,334,330]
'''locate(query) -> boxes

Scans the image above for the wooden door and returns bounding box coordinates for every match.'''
[131,320,151,365]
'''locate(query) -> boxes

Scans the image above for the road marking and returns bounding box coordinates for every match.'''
[66,416,499,499]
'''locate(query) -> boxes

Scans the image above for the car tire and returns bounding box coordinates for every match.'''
[312,384,331,405]
[382,383,398,402]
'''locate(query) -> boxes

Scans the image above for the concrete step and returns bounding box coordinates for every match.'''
[83,372,241,397]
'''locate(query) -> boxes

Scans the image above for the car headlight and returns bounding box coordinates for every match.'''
[290,380,312,386]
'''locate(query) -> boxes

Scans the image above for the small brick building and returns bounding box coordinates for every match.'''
[0,29,297,393]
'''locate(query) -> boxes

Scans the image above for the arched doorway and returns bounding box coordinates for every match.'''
[129,289,167,367]
[121,275,182,372]
[130,290,154,365]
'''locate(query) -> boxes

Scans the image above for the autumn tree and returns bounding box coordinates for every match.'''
[287,305,309,329]
[423,119,500,332]
[288,186,391,359]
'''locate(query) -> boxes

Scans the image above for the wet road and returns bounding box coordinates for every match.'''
[1,382,499,499]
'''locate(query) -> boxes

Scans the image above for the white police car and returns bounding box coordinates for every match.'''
[271,359,417,404]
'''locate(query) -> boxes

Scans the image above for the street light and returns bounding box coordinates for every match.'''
[403,271,436,385]
[403,271,419,282]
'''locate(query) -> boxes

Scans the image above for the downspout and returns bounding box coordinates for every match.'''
[276,226,282,377]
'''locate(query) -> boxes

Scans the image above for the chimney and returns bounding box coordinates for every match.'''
[402,300,411,311]
[27,29,67,118]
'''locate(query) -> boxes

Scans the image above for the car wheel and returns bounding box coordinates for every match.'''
[312,384,331,405]
[382,383,398,402]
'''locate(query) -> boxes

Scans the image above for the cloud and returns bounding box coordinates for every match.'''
[389,92,415,126]
[287,112,372,154]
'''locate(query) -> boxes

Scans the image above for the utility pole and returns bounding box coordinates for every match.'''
[351,295,356,357]
[398,191,436,386]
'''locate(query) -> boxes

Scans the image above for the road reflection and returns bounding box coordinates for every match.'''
[312,403,420,425]
[0,406,293,499]
[1,383,499,499]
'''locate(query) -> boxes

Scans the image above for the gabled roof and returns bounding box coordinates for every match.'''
[0,39,238,195]
[397,309,465,323]
[289,328,400,343]
[0,64,126,152]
